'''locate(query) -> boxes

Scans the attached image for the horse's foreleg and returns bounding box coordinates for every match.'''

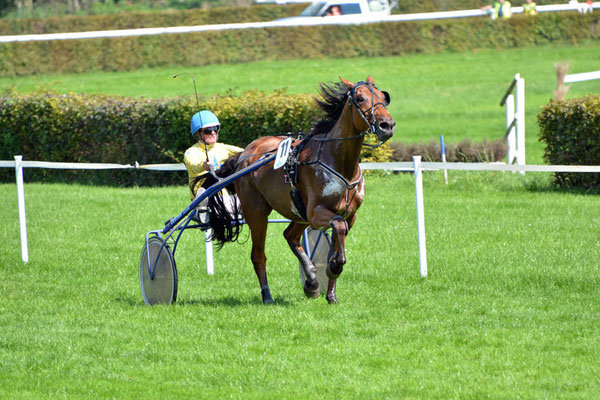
[327,215,348,280]
[284,222,319,299]
[327,214,356,304]
[308,207,354,304]
[322,216,348,305]
[326,279,337,304]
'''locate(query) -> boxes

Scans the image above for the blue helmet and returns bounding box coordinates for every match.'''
[190,110,220,135]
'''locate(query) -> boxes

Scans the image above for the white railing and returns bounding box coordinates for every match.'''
[563,70,600,84]
[555,67,600,100]
[500,73,526,168]
[5,156,600,277]
[1,2,598,43]
[2,157,185,265]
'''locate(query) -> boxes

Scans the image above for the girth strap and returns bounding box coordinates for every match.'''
[290,186,308,221]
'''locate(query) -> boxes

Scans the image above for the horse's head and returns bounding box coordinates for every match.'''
[340,76,395,143]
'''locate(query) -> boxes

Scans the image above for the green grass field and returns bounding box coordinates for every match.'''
[2,42,600,164]
[1,172,599,398]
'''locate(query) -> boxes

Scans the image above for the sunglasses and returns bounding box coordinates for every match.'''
[202,127,219,134]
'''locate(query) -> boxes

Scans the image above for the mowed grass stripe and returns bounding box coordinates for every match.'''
[1,172,599,398]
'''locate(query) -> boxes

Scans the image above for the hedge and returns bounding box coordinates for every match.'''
[0,90,391,186]
[0,4,306,35]
[389,139,507,163]
[1,12,598,77]
[538,95,600,189]
[392,0,567,14]
[0,0,572,35]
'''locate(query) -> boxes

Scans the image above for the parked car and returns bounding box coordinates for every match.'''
[274,0,394,21]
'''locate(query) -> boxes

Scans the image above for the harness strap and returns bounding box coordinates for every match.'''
[280,81,386,221]
[190,171,210,197]
[316,160,362,189]
[330,215,349,235]
[316,161,363,218]
[290,186,308,221]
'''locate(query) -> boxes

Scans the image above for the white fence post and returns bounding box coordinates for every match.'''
[505,94,516,164]
[515,73,526,170]
[413,156,427,277]
[205,229,214,275]
[14,155,29,263]
[501,73,525,170]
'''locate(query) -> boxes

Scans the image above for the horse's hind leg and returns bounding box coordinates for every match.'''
[238,185,274,304]
[248,218,273,304]
[284,222,320,299]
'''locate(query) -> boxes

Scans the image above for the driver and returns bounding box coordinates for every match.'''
[184,110,243,222]
[326,5,341,16]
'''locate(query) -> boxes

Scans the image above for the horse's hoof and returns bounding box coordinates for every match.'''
[261,287,274,304]
[326,293,338,304]
[303,280,320,299]
[326,263,343,280]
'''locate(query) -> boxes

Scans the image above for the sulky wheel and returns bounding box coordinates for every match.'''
[299,228,332,295]
[139,235,178,305]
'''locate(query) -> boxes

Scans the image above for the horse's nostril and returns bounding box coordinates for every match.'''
[379,121,395,132]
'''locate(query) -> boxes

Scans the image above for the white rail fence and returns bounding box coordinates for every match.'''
[563,70,600,84]
[1,2,598,43]
[556,68,600,99]
[500,73,526,168]
[5,156,600,277]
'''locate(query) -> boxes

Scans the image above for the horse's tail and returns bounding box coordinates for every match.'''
[201,153,243,249]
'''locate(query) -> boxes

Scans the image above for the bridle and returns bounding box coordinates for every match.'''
[311,81,392,148]
[230,81,393,220]
[348,81,391,138]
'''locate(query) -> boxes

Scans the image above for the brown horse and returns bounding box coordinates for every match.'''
[204,76,395,304]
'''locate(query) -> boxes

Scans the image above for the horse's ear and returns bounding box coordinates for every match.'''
[382,91,391,105]
[366,75,375,84]
[339,77,355,91]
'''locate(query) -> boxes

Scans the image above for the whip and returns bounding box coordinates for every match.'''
[173,72,220,181]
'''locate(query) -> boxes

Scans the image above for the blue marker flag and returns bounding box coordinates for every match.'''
[440,135,446,156]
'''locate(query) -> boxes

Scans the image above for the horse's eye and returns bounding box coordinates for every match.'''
[356,95,365,103]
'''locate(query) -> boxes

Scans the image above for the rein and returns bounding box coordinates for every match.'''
[300,80,391,183]
[309,81,390,148]
[283,82,391,218]
[232,82,390,219]
[236,82,390,168]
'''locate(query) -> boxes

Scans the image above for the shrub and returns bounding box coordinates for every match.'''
[538,95,600,188]
[0,89,391,186]
[389,139,507,162]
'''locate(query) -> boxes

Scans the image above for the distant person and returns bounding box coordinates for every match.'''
[368,0,384,11]
[326,5,342,16]
[482,0,512,19]
[569,0,591,13]
[184,110,243,222]
[523,0,537,15]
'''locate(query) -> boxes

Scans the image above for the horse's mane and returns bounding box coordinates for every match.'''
[311,81,349,136]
